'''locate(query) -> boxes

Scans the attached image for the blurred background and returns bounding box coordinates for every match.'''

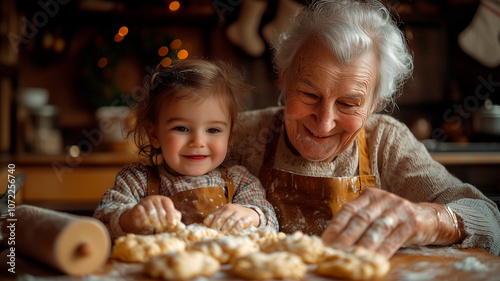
[0,0,499,214]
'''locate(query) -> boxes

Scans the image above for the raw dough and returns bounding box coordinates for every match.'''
[316,246,391,280]
[112,225,390,280]
[189,235,259,263]
[112,233,185,262]
[260,231,326,263]
[234,226,287,245]
[174,223,223,243]
[144,250,220,280]
[230,251,307,280]
[146,218,186,233]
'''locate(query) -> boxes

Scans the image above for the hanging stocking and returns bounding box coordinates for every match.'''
[226,0,269,57]
[458,0,500,68]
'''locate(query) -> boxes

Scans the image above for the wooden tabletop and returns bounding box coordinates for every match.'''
[1,246,499,280]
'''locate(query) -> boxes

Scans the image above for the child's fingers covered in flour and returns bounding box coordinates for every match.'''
[121,195,181,233]
[204,204,260,233]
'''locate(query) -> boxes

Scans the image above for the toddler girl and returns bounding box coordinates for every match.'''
[94,59,278,239]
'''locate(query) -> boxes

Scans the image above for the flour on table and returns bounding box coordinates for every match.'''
[397,245,469,257]
[454,257,490,272]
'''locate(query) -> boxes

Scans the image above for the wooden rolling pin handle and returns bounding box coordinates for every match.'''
[76,242,93,257]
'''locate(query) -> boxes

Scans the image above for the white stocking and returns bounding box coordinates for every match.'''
[458,0,500,68]
[226,0,269,57]
[262,0,304,49]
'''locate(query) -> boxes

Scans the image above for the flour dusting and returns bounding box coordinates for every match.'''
[454,257,490,272]
[397,246,468,257]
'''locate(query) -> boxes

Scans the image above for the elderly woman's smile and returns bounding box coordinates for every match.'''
[282,40,377,162]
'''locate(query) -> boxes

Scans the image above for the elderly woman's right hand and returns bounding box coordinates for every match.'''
[321,188,463,258]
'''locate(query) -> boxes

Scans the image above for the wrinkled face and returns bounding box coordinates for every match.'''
[282,41,378,162]
[148,95,231,176]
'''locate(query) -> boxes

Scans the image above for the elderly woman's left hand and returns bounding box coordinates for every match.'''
[321,188,461,258]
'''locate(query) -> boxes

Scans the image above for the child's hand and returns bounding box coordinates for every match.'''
[120,195,183,233]
[203,204,260,234]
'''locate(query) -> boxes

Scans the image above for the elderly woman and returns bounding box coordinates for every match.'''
[227,0,500,258]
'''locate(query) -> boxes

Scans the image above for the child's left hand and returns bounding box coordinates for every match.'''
[203,204,260,234]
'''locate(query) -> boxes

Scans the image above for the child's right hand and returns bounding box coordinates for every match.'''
[119,195,184,233]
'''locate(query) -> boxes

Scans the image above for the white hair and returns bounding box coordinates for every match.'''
[274,0,413,112]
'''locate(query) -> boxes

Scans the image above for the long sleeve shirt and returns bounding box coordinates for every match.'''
[94,163,278,240]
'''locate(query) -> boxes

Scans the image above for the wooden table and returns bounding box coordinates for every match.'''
[1,246,499,280]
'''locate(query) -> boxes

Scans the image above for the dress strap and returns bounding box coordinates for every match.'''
[357,127,373,176]
[146,166,160,196]
[220,167,235,203]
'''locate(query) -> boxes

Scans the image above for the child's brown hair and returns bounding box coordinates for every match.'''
[130,58,252,166]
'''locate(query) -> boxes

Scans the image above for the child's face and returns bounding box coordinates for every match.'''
[149,94,231,177]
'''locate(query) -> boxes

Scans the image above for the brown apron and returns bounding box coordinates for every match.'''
[146,167,235,225]
[258,110,377,235]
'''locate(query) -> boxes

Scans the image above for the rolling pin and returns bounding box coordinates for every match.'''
[1,205,111,276]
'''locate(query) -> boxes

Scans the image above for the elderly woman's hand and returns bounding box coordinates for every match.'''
[321,188,462,258]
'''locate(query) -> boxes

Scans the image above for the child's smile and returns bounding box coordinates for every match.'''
[149,94,231,177]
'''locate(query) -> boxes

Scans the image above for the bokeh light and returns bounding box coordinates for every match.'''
[69,145,80,158]
[114,34,124,42]
[118,26,129,36]
[97,57,108,68]
[161,57,173,67]
[169,1,180,11]
[158,46,169,57]
[170,39,182,50]
[177,49,188,60]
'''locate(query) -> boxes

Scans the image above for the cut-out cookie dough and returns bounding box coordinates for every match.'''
[144,250,220,280]
[230,251,307,280]
[317,246,391,280]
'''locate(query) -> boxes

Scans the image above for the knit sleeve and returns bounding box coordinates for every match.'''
[370,116,500,255]
[227,165,279,232]
[93,162,150,240]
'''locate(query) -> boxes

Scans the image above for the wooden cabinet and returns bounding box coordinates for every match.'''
[1,152,140,215]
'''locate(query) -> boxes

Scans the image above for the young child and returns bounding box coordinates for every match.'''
[94,59,278,239]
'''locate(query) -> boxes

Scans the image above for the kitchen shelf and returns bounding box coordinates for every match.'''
[430,152,500,165]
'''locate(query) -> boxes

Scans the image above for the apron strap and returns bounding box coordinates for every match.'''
[220,167,235,203]
[259,108,284,179]
[357,127,373,176]
[146,166,160,196]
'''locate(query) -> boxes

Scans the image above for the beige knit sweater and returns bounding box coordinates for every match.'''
[227,106,500,255]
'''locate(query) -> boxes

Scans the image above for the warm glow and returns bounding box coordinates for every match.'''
[169,1,180,11]
[170,39,182,50]
[98,57,108,68]
[69,145,80,158]
[177,49,188,60]
[158,46,169,57]
[114,34,124,42]
[161,57,173,67]
[54,38,66,53]
[118,26,129,36]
